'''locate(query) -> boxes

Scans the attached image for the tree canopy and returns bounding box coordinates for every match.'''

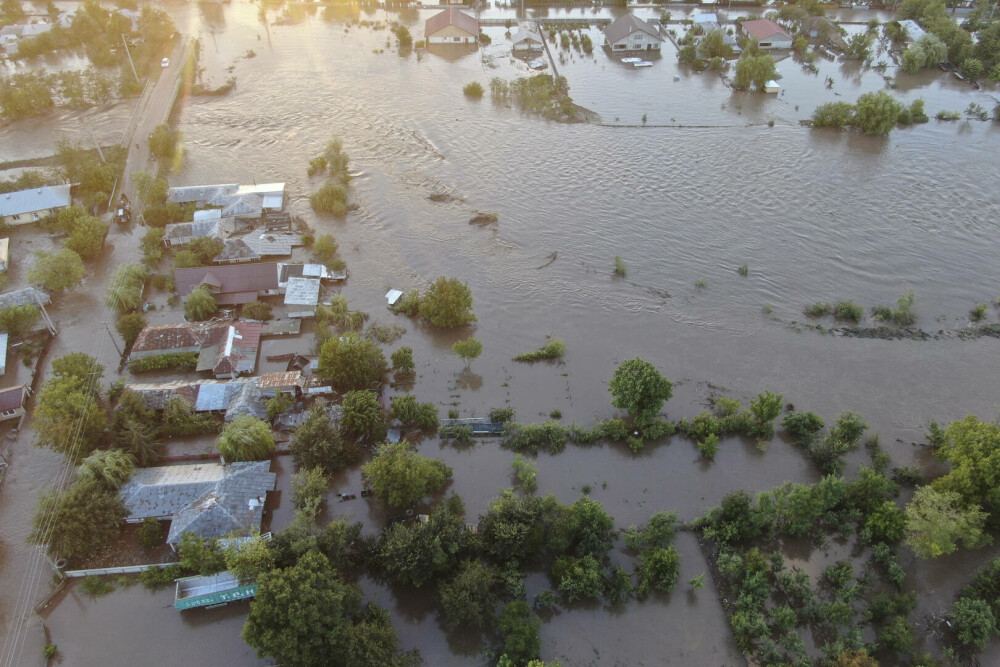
[932,415,1000,519]
[29,479,126,561]
[438,560,497,630]
[418,277,476,328]
[734,52,778,91]
[452,337,483,366]
[184,285,219,321]
[28,248,86,292]
[34,353,107,460]
[362,440,453,509]
[217,415,276,462]
[318,332,388,392]
[608,357,673,426]
[904,486,989,558]
[290,406,359,474]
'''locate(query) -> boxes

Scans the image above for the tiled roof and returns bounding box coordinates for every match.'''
[131,323,207,354]
[740,19,791,42]
[214,238,260,264]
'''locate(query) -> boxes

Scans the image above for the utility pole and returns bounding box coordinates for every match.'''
[121,34,139,83]
[103,322,123,357]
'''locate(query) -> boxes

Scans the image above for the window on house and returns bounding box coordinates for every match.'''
[454,36,461,42]
[613,44,625,50]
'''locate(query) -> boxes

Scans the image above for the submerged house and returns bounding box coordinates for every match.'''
[603,14,662,52]
[162,216,235,248]
[511,28,543,52]
[173,263,280,305]
[120,461,276,547]
[425,8,478,45]
[123,371,306,421]
[166,183,285,219]
[0,185,72,226]
[129,321,264,379]
[739,19,793,49]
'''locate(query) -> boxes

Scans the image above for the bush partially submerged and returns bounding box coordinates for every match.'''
[513,339,566,362]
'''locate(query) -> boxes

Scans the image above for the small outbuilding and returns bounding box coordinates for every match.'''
[425,8,479,45]
[603,14,663,52]
[0,238,9,272]
[739,19,793,50]
[0,385,30,422]
[511,28,543,52]
[764,80,781,94]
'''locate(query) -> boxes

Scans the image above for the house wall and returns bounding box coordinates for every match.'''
[609,32,661,51]
[512,39,542,51]
[2,206,62,226]
[130,345,202,360]
[744,31,792,49]
[427,25,476,44]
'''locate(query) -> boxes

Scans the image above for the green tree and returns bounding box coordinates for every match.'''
[340,390,385,442]
[362,440,452,508]
[608,357,673,426]
[34,353,108,460]
[418,277,476,328]
[178,532,227,575]
[552,554,604,601]
[184,285,218,321]
[318,332,388,392]
[452,336,482,367]
[734,52,778,91]
[375,494,466,586]
[242,549,363,667]
[438,560,497,630]
[242,301,272,321]
[186,236,224,265]
[148,123,179,159]
[699,29,732,59]
[391,347,414,373]
[106,264,148,313]
[116,313,146,348]
[479,490,560,564]
[309,182,349,216]
[904,486,989,558]
[852,90,903,135]
[389,394,438,430]
[0,304,41,338]
[551,495,615,558]
[342,604,416,667]
[65,215,108,260]
[137,517,162,549]
[292,466,329,520]
[812,101,857,128]
[28,248,85,292]
[217,415,275,462]
[29,480,126,561]
[933,415,1000,517]
[961,57,984,80]
[290,406,359,474]
[75,449,135,490]
[265,391,295,422]
[224,535,276,585]
[636,545,681,596]
[950,597,997,650]
[497,601,542,665]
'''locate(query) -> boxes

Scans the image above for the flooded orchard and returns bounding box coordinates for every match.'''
[2,1,1000,665]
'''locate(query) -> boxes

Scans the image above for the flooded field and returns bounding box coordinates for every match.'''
[2,1,1000,664]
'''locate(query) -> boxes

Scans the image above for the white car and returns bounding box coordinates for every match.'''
[161,57,170,68]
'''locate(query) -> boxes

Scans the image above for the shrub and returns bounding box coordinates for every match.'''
[241,302,272,321]
[309,182,349,216]
[970,303,987,322]
[804,302,832,317]
[312,234,339,266]
[391,346,414,373]
[419,277,475,328]
[79,575,115,597]
[513,338,565,362]
[463,81,484,97]
[834,300,864,322]
[106,264,149,313]
[291,466,328,519]
[452,337,482,366]
[613,255,627,277]
[128,352,198,373]
[812,101,855,128]
[318,333,388,392]
[137,517,162,549]
[852,91,903,136]
[636,545,681,596]
[936,110,961,120]
[389,394,438,430]
[698,433,720,460]
[340,390,385,441]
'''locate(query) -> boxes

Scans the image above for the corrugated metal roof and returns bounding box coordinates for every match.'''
[0,185,72,217]
[426,8,478,37]
[192,209,222,221]
[167,184,239,204]
[244,232,298,257]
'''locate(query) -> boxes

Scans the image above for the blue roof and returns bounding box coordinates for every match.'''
[0,185,71,217]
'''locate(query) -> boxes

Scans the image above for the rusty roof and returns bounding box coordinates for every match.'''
[740,19,791,43]
[131,323,208,354]
[257,370,305,388]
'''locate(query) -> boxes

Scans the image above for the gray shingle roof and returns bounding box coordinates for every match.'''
[120,461,275,544]
[604,14,661,44]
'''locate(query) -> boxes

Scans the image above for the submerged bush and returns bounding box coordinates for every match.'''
[309,182,349,215]
[513,338,566,362]
[463,81,484,97]
[834,300,864,323]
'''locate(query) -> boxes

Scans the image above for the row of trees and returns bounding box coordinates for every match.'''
[812,91,929,135]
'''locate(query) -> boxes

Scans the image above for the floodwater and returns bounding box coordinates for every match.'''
[2,1,1000,664]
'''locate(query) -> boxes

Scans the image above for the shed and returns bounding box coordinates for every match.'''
[604,14,662,52]
[0,385,28,421]
[0,238,8,272]
[0,333,7,375]
[425,8,478,44]
[0,185,72,226]
[175,572,257,610]
[385,289,403,306]
[764,80,780,93]
[511,28,543,52]
[897,19,926,44]
[739,19,793,49]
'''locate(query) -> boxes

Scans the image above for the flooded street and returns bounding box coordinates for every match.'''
[2,1,1000,664]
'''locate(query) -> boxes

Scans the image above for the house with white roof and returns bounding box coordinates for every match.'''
[0,185,72,226]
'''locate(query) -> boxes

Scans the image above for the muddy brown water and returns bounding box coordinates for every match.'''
[1,3,999,664]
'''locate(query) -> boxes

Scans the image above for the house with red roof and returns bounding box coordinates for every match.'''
[739,19,793,49]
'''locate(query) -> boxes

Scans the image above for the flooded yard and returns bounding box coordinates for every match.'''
[1,1,999,664]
